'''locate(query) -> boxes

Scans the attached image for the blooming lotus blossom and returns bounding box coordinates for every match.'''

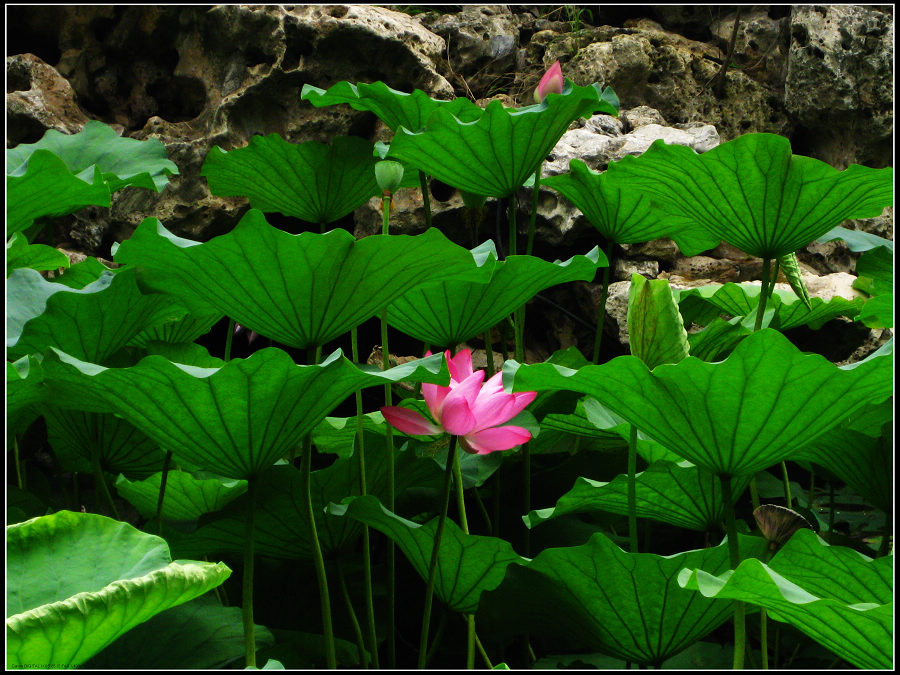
[381,349,537,455]
[534,60,564,103]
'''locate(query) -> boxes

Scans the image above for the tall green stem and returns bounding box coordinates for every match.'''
[418,435,458,669]
[381,192,397,668]
[508,193,518,258]
[754,258,772,332]
[224,318,235,361]
[627,424,639,553]
[527,168,541,257]
[419,171,432,230]
[483,331,495,378]
[14,436,24,490]
[91,446,119,520]
[352,327,380,668]
[720,473,745,670]
[453,448,475,669]
[156,450,173,537]
[337,557,369,668]
[592,242,614,363]
[302,432,336,668]
[242,477,258,667]
[781,462,793,510]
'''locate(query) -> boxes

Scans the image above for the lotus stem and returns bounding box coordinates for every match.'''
[754,258,772,332]
[419,170,432,230]
[760,608,769,669]
[337,557,369,668]
[472,485,492,533]
[492,468,502,538]
[807,468,815,512]
[224,318,235,361]
[720,473,745,670]
[302,433,337,668]
[483,331,495,378]
[418,434,458,669]
[351,327,380,668]
[156,450,173,537]
[527,167,541,257]
[91,444,119,520]
[452,447,475,669]
[474,629,494,669]
[592,241,614,363]
[242,477,258,667]
[425,605,448,666]
[14,436,24,490]
[628,424,639,553]
[781,462,793,509]
[749,477,760,512]
[381,191,398,668]
[508,192,518,257]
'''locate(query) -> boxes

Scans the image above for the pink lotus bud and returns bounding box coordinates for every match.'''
[534,60,564,103]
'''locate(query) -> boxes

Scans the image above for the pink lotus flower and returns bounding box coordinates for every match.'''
[534,60,564,103]
[381,349,537,455]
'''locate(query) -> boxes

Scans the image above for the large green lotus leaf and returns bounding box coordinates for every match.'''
[127,308,223,348]
[202,135,380,224]
[115,471,248,521]
[542,159,720,255]
[7,120,178,192]
[6,511,230,669]
[794,412,892,513]
[6,151,110,233]
[113,210,488,349]
[504,328,893,477]
[676,282,864,331]
[84,594,274,669]
[6,232,69,274]
[44,408,165,479]
[627,274,689,370]
[170,445,436,560]
[7,355,46,435]
[525,460,753,532]
[478,532,765,666]
[300,80,483,132]
[42,347,450,480]
[7,266,181,364]
[328,495,526,614]
[686,317,752,362]
[386,243,605,347]
[857,293,893,329]
[606,133,894,259]
[678,529,892,669]
[388,81,619,197]
[854,245,893,296]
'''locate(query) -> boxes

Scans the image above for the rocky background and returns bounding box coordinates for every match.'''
[7,4,894,362]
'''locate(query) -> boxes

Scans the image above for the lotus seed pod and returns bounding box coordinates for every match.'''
[375,160,404,193]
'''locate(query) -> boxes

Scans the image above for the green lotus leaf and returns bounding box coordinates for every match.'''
[7,266,182,364]
[202,135,381,225]
[49,256,111,289]
[6,511,230,669]
[388,81,619,197]
[127,308,223,348]
[311,412,388,459]
[606,133,893,259]
[854,245,892,295]
[300,80,483,132]
[686,317,752,362]
[794,409,891,513]
[478,532,765,666]
[328,495,525,614]
[169,446,436,560]
[115,471,248,521]
[857,293,893,329]
[504,328,893,477]
[6,232,69,274]
[84,594,274,669]
[6,152,110,234]
[386,242,605,347]
[678,529,892,669]
[42,347,451,480]
[7,120,178,191]
[676,282,864,331]
[113,210,489,349]
[627,274,690,370]
[7,121,178,234]
[44,408,165,479]
[140,340,225,369]
[542,159,720,255]
[7,355,46,436]
[816,225,894,252]
[525,460,753,532]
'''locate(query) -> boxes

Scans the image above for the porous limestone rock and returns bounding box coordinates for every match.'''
[785,5,893,168]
